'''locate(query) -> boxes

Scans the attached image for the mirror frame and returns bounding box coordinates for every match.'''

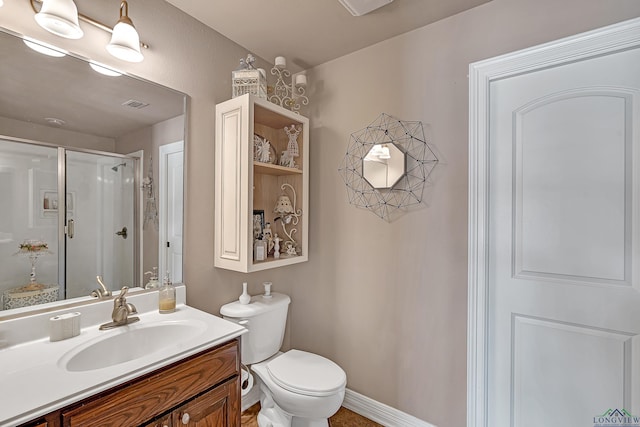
[338,113,439,221]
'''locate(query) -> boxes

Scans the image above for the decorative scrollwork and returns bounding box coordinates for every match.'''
[268,65,308,114]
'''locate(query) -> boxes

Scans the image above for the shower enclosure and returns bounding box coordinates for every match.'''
[0,137,138,309]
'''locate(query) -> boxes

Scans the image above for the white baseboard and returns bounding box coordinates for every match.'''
[241,384,436,427]
[342,388,437,427]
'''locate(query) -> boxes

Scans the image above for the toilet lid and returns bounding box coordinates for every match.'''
[266,350,347,397]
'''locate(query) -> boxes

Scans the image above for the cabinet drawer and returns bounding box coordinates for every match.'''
[62,341,239,427]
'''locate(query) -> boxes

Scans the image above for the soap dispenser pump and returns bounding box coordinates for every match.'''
[159,271,176,313]
[239,282,251,305]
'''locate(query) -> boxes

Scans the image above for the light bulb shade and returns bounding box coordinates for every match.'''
[106,1,143,62]
[106,21,143,62]
[89,61,123,77]
[35,0,83,39]
[23,38,67,57]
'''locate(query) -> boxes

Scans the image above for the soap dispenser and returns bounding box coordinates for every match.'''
[144,267,159,289]
[159,271,176,313]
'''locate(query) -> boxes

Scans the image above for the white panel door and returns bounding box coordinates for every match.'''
[487,41,640,426]
[159,141,183,283]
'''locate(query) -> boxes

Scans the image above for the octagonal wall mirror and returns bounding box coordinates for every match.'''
[363,143,406,189]
[339,113,439,221]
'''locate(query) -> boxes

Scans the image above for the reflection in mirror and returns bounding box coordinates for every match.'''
[363,143,406,189]
[0,27,187,316]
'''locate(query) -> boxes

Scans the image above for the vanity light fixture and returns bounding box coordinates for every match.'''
[34,0,83,39]
[89,60,123,77]
[23,37,67,57]
[378,145,391,159]
[30,0,148,63]
[106,1,143,63]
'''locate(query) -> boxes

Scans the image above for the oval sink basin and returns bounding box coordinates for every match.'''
[60,320,207,372]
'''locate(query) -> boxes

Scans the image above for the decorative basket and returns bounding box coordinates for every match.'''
[2,284,59,310]
[232,68,267,99]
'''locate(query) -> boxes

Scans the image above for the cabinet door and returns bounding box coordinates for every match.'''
[144,414,172,427]
[173,377,240,427]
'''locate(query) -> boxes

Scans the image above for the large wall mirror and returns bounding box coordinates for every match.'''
[0,27,187,317]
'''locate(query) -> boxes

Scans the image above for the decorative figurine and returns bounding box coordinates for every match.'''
[257,137,272,163]
[279,150,291,167]
[273,234,282,259]
[284,125,301,158]
[263,222,274,254]
[286,243,297,256]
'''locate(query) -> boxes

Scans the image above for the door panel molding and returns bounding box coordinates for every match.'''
[511,314,634,427]
[468,17,640,427]
[512,89,634,285]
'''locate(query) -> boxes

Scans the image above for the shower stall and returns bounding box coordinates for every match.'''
[0,137,138,309]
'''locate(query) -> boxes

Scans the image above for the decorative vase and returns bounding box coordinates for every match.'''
[239,282,251,304]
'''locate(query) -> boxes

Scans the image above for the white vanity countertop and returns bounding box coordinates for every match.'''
[0,286,246,427]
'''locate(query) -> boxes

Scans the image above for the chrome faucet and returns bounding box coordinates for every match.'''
[99,286,140,330]
[91,276,112,299]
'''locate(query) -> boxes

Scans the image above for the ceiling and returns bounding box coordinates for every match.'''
[165,0,492,70]
[0,29,185,139]
[0,0,492,139]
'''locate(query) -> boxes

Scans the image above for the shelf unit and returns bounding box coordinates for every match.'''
[215,94,309,272]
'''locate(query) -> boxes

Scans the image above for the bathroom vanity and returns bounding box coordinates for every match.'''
[25,341,239,427]
[0,286,246,427]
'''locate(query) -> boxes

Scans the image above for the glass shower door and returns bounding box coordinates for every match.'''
[0,139,60,309]
[64,151,136,298]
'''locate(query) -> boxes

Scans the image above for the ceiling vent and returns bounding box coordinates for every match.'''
[338,0,394,16]
[122,99,149,109]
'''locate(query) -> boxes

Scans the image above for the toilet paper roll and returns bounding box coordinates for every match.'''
[241,366,254,396]
[49,312,81,342]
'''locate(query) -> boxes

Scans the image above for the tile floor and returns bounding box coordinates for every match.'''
[241,403,383,427]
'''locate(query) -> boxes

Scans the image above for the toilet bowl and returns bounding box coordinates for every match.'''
[252,350,346,427]
[220,290,347,427]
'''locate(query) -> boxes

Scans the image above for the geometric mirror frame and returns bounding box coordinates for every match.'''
[338,113,438,221]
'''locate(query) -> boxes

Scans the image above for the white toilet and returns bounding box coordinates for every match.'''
[220,288,346,427]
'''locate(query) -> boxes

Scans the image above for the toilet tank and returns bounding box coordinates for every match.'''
[220,292,291,364]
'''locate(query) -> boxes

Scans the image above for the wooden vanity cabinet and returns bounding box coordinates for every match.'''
[20,413,59,427]
[19,339,240,427]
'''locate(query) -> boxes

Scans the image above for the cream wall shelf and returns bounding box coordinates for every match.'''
[214,94,309,272]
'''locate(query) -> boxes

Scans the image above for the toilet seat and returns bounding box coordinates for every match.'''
[266,349,347,397]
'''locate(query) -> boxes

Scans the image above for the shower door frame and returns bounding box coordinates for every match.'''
[1,135,141,299]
